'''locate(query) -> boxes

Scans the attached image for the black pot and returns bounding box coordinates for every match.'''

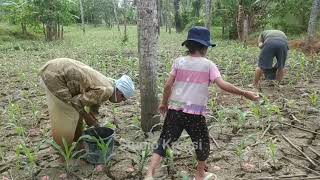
[83,127,114,164]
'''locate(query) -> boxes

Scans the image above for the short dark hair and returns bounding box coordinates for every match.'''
[184,40,208,56]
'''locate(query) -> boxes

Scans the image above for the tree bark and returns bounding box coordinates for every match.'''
[205,0,212,32]
[21,22,27,35]
[123,0,128,42]
[237,4,245,41]
[243,15,249,42]
[61,25,64,39]
[112,0,120,31]
[58,22,60,39]
[307,0,320,42]
[137,0,160,132]
[174,0,182,33]
[157,0,161,34]
[79,0,85,33]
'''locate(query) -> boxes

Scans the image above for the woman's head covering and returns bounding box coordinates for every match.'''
[115,75,135,98]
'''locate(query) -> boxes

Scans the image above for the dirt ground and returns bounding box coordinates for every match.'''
[1,77,319,180]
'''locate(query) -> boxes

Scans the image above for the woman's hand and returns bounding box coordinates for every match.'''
[243,91,259,101]
[159,103,168,116]
[83,112,99,127]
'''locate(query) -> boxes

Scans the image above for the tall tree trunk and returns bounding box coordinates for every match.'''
[205,0,212,32]
[21,22,27,35]
[237,3,244,41]
[46,21,54,41]
[61,25,64,39]
[123,0,128,42]
[137,0,160,132]
[192,0,201,17]
[79,0,85,33]
[174,0,182,33]
[58,22,60,39]
[157,0,161,34]
[42,23,46,40]
[307,0,320,42]
[112,0,120,31]
[54,22,57,40]
[243,15,249,42]
[92,0,97,27]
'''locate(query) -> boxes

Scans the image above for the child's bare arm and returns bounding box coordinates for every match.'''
[159,75,175,114]
[215,77,259,101]
[161,75,175,105]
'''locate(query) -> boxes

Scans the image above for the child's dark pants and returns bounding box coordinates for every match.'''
[154,109,210,161]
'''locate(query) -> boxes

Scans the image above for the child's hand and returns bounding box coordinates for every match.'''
[159,104,168,115]
[243,91,259,101]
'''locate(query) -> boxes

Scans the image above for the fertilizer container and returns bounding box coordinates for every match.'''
[83,127,114,165]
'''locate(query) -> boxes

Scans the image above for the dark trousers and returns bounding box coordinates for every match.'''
[154,109,210,161]
[258,39,288,79]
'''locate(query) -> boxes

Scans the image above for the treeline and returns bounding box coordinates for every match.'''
[0,0,317,41]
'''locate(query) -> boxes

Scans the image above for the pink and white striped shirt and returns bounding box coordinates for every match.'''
[168,56,221,115]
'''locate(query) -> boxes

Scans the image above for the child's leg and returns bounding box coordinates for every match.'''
[184,114,210,179]
[145,153,162,177]
[145,110,184,178]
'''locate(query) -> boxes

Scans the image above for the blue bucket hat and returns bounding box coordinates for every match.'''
[115,75,135,99]
[182,26,216,47]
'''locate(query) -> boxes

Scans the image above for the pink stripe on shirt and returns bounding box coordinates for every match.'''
[175,69,210,84]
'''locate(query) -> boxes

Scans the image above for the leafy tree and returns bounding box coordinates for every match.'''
[1,0,38,34]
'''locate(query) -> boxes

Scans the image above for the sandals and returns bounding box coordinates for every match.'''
[193,172,218,180]
[143,177,154,180]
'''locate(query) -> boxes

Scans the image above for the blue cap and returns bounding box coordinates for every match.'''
[115,75,135,99]
[182,26,216,47]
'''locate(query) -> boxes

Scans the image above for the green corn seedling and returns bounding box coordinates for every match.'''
[15,143,36,176]
[86,135,112,165]
[138,144,151,177]
[165,148,174,175]
[235,140,246,166]
[48,136,89,172]
[267,140,277,167]
[235,110,247,132]
[308,90,319,107]
[215,107,227,134]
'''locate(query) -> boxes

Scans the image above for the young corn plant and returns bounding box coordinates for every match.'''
[235,140,246,167]
[48,136,89,173]
[214,107,228,134]
[28,100,40,126]
[6,123,25,138]
[104,121,116,130]
[7,101,22,124]
[308,90,319,107]
[232,110,247,134]
[165,148,175,176]
[138,144,151,177]
[267,140,277,167]
[249,103,263,125]
[15,143,36,177]
[86,135,113,165]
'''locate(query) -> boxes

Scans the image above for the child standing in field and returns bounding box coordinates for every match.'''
[145,27,259,180]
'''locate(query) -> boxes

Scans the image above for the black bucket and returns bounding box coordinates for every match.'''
[83,127,114,165]
[264,67,277,80]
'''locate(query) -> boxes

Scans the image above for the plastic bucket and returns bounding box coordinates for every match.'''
[83,127,114,164]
